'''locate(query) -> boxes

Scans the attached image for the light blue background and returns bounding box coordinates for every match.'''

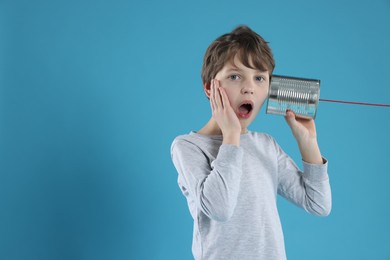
[1,0,390,259]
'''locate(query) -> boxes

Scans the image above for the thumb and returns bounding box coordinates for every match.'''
[284,110,298,129]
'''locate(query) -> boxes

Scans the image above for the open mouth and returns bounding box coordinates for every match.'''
[238,101,254,118]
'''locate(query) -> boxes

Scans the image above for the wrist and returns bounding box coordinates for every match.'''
[298,138,323,164]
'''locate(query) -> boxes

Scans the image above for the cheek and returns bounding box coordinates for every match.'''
[221,87,237,103]
[260,91,268,102]
[259,86,269,100]
[218,78,236,90]
[255,90,269,108]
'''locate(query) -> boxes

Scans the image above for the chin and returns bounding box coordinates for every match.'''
[239,120,252,130]
[239,114,258,129]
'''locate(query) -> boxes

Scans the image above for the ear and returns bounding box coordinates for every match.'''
[203,82,211,99]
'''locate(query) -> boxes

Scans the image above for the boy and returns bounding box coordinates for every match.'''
[171,25,331,260]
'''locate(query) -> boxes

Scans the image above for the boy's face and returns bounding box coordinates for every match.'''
[211,55,270,130]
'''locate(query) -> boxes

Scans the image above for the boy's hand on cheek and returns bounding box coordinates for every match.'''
[210,79,241,144]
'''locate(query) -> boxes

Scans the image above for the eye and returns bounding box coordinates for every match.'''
[228,74,241,81]
[256,76,265,82]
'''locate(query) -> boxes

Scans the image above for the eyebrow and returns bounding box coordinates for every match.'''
[225,66,268,74]
[225,64,241,71]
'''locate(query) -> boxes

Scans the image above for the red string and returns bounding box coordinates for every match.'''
[319,99,390,107]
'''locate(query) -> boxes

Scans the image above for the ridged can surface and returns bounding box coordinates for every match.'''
[266,75,320,119]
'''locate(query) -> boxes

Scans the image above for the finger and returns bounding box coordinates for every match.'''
[210,80,216,111]
[285,110,312,127]
[210,80,218,111]
[284,110,298,129]
[214,80,223,109]
[219,87,230,110]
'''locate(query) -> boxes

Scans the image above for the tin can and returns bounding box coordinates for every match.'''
[266,75,320,119]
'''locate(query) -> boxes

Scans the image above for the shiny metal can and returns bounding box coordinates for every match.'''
[266,75,320,119]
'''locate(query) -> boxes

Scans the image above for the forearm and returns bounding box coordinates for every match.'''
[297,137,323,164]
[301,160,332,216]
[277,136,331,217]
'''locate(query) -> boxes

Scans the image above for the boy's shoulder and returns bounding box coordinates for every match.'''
[170,132,203,152]
[171,131,201,145]
[171,131,222,149]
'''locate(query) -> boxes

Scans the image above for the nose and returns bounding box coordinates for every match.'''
[241,84,255,95]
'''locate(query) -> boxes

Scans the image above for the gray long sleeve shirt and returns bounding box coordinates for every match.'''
[171,131,332,260]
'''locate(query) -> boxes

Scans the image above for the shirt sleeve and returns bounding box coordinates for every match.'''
[272,137,332,216]
[171,138,244,222]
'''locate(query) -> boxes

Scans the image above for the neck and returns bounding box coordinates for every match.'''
[197,118,248,135]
